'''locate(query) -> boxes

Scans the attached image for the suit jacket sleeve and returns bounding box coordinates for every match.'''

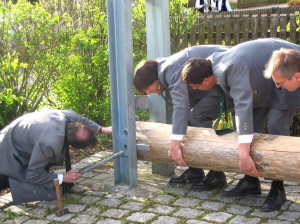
[221,64,254,135]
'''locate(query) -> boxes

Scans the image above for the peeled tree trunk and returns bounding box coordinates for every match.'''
[136,121,300,182]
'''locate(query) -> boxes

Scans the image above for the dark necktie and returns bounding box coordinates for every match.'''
[62,141,74,193]
[213,85,234,135]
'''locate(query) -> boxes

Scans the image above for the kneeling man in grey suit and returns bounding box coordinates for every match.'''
[181,38,300,212]
[0,109,112,203]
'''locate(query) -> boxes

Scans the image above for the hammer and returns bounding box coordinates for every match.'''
[54,179,69,217]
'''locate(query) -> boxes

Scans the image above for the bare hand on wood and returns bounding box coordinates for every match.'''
[168,139,186,166]
[239,143,260,177]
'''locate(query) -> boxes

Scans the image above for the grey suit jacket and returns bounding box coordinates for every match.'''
[158,45,231,135]
[208,38,300,135]
[0,109,100,203]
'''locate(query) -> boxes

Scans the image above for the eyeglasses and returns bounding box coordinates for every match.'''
[274,79,287,88]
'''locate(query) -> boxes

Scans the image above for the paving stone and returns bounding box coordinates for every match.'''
[151,216,178,224]
[239,196,265,207]
[126,212,156,223]
[214,193,237,203]
[164,186,187,196]
[80,156,101,163]
[120,201,144,210]
[84,207,101,215]
[187,191,211,200]
[173,208,203,219]
[101,209,129,219]
[23,220,50,224]
[97,198,122,207]
[104,193,124,199]
[0,212,6,219]
[96,218,122,224]
[4,204,31,214]
[154,194,175,204]
[198,201,225,211]
[288,202,300,211]
[226,204,251,214]
[27,208,46,218]
[93,173,115,180]
[66,204,86,213]
[203,212,232,222]
[84,191,106,197]
[70,214,98,224]
[186,220,210,224]
[46,213,75,222]
[81,172,98,179]
[5,216,29,224]
[80,195,101,203]
[229,215,261,224]
[262,220,292,224]
[278,211,300,222]
[173,198,201,207]
[147,204,175,214]
[251,209,279,218]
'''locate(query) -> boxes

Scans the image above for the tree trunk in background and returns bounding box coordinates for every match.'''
[136,121,300,182]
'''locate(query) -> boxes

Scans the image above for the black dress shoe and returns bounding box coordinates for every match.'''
[261,187,286,212]
[222,178,261,197]
[191,171,227,191]
[169,168,205,185]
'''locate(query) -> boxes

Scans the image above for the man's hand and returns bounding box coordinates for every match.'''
[168,139,186,166]
[101,126,112,135]
[239,143,260,177]
[63,170,82,183]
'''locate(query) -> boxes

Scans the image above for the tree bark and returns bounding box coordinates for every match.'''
[136,121,300,182]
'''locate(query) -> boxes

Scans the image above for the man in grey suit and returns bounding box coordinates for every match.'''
[0,109,112,203]
[181,38,300,212]
[134,45,231,191]
[264,47,300,91]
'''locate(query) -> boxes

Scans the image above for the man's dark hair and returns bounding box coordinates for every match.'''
[66,122,98,149]
[181,58,213,84]
[134,59,158,94]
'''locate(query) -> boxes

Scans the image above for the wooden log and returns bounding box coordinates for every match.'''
[136,121,300,182]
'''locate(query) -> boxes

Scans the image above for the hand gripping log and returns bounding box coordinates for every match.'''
[54,179,69,217]
[79,151,124,174]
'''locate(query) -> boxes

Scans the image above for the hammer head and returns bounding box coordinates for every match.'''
[55,207,69,217]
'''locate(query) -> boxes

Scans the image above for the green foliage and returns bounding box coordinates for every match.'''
[0,0,63,127]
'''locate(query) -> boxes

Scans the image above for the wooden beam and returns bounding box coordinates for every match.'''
[136,121,300,182]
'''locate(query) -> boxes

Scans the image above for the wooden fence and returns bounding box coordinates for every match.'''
[172,7,300,52]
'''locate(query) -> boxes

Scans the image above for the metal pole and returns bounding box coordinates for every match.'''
[106,0,138,188]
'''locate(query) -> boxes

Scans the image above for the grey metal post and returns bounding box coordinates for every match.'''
[106,0,138,188]
[146,0,175,177]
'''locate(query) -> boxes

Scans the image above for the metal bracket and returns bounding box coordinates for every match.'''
[136,144,151,152]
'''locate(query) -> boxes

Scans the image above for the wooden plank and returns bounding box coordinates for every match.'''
[198,16,205,44]
[279,14,287,40]
[251,15,259,40]
[136,121,300,182]
[290,14,297,43]
[224,15,231,45]
[242,15,249,41]
[269,14,278,38]
[233,15,240,45]
[261,14,268,39]
[207,17,214,44]
[215,15,223,45]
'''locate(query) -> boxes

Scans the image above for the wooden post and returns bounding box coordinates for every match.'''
[136,121,300,182]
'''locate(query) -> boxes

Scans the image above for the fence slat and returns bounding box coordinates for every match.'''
[261,14,268,39]
[233,15,240,45]
[290,14,297,43]
[215,15,223,45]
[279,14,287,41]
[251,15,259,40]
[224,15,231,45]
[207,17,214,44]
[269,14,278,38]
[242,15,249,42]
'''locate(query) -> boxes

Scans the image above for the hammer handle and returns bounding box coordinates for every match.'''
[54,179,63,209]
